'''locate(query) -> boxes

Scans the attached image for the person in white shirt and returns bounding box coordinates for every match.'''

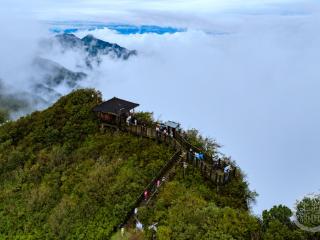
[126,115,132,126]
[136,221,143,231]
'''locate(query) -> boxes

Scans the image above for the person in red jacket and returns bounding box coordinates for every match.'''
[144,190,148,201]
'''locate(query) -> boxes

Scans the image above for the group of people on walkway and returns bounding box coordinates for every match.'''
[212,158,235,184]
[155,123,177,139]
[125,113,236,184]
[144,179,163,202]
[187,148,235,185]
[126,115,138,126]
[126,115,180,142]
[187,148,205,162]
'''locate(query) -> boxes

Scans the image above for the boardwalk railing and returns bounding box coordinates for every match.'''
[103,121,237,235]
[116,150,182,231]
[115,123,236,185]
[175,132,212,163]
[122,124,181,151]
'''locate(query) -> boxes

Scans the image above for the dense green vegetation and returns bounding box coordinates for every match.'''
[0,109,9,124]
[0,80,29,121]
[126,165,260,240]
[0,89,174,239]
[0,88,319,239]
[114,168,320,240]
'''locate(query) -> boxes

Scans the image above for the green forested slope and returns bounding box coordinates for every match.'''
[0,89,315,240]
[128,165,260,240]
[0,89,174,239]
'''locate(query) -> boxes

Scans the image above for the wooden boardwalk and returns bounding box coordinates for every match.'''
[101,122,237,234]
[121,124,237,185]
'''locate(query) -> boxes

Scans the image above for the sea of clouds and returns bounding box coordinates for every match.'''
[0,0,320,214]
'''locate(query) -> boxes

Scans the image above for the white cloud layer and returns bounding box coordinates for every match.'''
[0,13,47,91]
[46,5,318,213]
[1,0,312,25]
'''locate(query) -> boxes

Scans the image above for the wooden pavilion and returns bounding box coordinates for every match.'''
[93,97,139,127]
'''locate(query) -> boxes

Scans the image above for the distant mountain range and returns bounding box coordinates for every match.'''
[56,33,137,60]
[33,57,87,89]
[32,34,137,105]
[49,22,186,35]
[0,34,137,119]
[0,80,28,115]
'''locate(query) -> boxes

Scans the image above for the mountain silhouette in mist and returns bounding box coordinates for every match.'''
[56,33,137,61]
[33,57,87,89]
[0,34,137,120]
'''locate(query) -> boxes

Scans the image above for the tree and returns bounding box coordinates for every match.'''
[262,205,293,228]
[134,111,154,126]
[295,194,320,229]
[261,205,308,240]
[183,128,220,156]
[0,108,9,124]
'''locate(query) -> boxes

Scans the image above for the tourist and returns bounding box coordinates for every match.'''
[163,128,168,141]
[126,115,132,126]
[188,148,193,161]
[163,128,168,135]
[136,220,143,231]
[217,169,224,184]
[144,190,148,201]
[224,165,231,182]
[156,125,160,137]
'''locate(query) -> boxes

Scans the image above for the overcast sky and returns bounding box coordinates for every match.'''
[1,0,320,215]
[3,0,312,23]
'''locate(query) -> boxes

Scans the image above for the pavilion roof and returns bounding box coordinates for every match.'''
[165,121,180,129]
[93,97,139,115]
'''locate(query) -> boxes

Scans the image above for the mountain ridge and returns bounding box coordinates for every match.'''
[0,89,317,239]
[0,34,137,120]
[0,89,258,239]
[56,33,137,61]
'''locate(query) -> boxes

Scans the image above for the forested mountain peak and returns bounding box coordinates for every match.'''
[0,89,317,239]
